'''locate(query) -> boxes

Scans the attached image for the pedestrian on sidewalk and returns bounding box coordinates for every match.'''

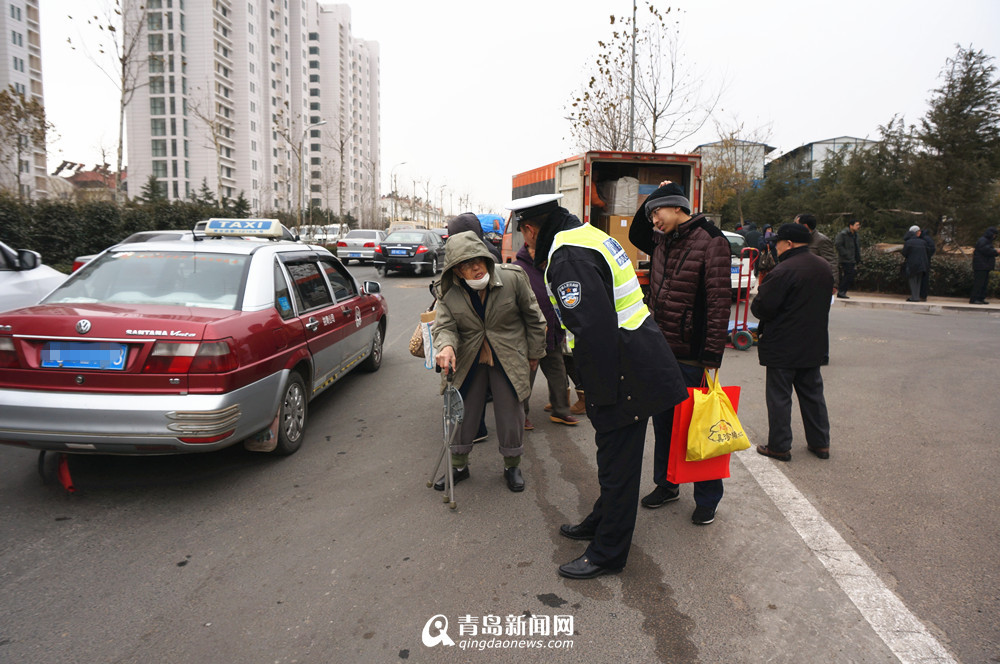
[752,223,834,462]
[629,181,732,526]
[970,226,998,305]
[514,242,579,428]
[834,219,862,299]
[902,226,930,302]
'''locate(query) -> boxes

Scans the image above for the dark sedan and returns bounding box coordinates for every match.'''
[374,230,445,276]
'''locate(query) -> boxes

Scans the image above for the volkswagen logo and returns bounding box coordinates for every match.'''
[75,319,92,334]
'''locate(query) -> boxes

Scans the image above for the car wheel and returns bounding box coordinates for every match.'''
[272,372,307,455]
[360,322,384,372]
[428,256,438,276]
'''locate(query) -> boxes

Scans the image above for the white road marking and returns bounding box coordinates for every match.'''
[738,450,958,664]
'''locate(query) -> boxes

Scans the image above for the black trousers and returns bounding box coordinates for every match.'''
[838,262,857,295]
[765,366,830,454]
[971,270,990,302]
[578,418,648,570]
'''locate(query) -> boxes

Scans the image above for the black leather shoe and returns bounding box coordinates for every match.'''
[558,555,621,580]
[433,466,470,491]
[504,467,524,492]
[559,523,595,540]
[807,446,830,460]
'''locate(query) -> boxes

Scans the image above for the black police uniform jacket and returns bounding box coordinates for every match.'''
[541,211,688,433]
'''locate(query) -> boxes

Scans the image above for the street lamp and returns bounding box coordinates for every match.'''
[298,119,327,235]
[390,161,407,226]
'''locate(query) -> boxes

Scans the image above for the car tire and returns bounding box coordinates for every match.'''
[272,372,307,456]
[427,256,438,276]
[360,322,384,372]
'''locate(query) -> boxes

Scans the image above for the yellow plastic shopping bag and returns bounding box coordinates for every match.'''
[685,369,750,461]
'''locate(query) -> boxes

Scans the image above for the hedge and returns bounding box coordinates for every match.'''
[855,247,999,299]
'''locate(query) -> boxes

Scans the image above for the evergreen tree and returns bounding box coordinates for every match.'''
[911,45,1000,242]
[196,178,217,206]
[230,192,251,217]
[138,174,166,203]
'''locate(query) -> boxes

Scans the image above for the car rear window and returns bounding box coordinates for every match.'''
[43,251,249,309]
[385,232,424,244]
[346,230,378,239]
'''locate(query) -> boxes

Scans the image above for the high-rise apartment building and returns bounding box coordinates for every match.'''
[125,0,379,223]
[0,0,47,200]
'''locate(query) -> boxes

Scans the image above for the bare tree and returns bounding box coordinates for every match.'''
[188,90,228,204]
[567,3,721,152]
[69,0,151,205]
[701,119,773,222]
[0,86,51,201]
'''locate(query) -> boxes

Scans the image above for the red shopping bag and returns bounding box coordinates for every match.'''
[666,384,741,484]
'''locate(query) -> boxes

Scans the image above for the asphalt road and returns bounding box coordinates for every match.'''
[1,262,998,664]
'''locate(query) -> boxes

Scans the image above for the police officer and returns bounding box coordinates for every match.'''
[507,194,687,580]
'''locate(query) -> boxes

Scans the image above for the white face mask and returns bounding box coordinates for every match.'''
[464,273,490,291]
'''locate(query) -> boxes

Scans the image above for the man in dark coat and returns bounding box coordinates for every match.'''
[629,182,732,525]
[834,219,862,298]
[751,223,834,462]
[796,213,838,290]
[970,226,998,305]
[508,193,687,580]
[901,226,930,302]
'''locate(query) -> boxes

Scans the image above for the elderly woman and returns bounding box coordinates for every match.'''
[433,231,547,492]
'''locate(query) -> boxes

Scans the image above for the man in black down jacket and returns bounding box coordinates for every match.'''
[751,223,834,461]
[901,226,929,302]
[629,182,732,525]
[508,193,687,580]
[970,226,998,304]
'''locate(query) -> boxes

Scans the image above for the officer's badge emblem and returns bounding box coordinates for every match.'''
[557,281,582,309]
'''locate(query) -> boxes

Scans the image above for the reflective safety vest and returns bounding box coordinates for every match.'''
[545,224,649,350]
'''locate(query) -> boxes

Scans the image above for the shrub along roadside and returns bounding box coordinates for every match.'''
[854,247,998,299]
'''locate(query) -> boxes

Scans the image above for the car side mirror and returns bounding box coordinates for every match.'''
[16,249,40,271]
[362,281,381,295]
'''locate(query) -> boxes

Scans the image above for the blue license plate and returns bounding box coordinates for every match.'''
[349,252,361,257]
[731,266,740,273]
[389,249,408,256]
[41,341,128,370]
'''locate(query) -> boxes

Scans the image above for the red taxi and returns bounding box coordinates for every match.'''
[0,219,387,456]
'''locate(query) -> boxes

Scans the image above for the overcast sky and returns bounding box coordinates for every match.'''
[41,0,1000,214]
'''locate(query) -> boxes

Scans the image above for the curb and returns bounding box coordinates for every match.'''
[834,297,1000,315]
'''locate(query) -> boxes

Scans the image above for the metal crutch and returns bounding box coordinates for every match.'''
[427,367,464,509]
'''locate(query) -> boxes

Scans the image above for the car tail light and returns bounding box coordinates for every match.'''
[374,245,382,254]
[189,339,238,373]
[416,245,428,254]
[0,337,19,369]
[363,242,375,248]
[71,260,86,272]
[142,339,238,374]
[337,241,347,247]
[143,342,198,373]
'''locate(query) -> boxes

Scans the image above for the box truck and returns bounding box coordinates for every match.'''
[501,150,702,280]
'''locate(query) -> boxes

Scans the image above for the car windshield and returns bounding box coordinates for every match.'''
[44,250,249,309]
[725,233,747,256]
[384,232,425,244]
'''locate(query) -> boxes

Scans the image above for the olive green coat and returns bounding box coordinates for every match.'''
[432,231,546,399]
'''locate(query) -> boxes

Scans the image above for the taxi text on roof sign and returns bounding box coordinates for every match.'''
[205,218,282,237]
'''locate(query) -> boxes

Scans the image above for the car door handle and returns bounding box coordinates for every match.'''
[341,306,352,315]
[305,317,319,332]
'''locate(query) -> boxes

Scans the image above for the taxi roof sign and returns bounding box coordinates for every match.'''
[204,218,283,238]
